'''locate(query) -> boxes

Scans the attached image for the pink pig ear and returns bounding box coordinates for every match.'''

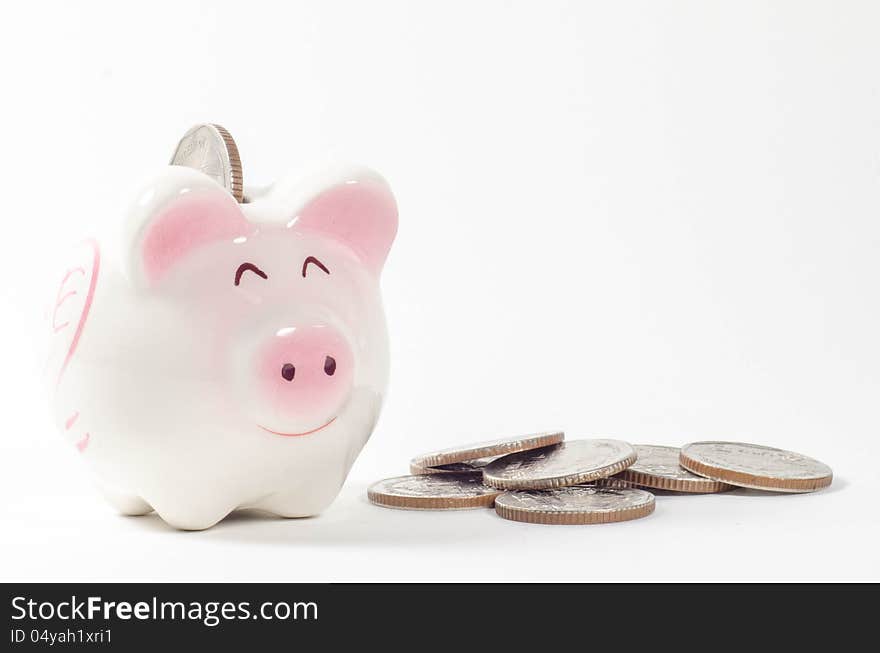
[290,169,398,275]
[125,167,253,287]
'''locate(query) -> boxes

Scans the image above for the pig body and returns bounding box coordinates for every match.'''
[46,165,397,530]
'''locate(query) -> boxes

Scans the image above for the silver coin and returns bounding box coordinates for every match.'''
[680,441,833,493]
[170,123,243,202]
[494,485,655,525]
[483,439,637,490]
[615,444,734,493]
[410,455,501,476]
[411,431,564,469]
[367,474,501,510]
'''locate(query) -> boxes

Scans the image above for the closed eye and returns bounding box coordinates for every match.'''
[302,256,330,278]
[235,262,268,286]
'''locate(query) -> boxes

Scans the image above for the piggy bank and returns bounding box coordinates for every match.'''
[46,164,398,529]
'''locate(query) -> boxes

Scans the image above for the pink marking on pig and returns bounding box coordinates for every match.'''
[51,269,84,332]
[56,290,78,305]
[75,433,90,452]
[55,240,100,387]
[257,417,337,438]
[52,290,78,332]
[141,192,253,284]
[64,411,79,430]
[59,267,85,286]
[293,180,398,275]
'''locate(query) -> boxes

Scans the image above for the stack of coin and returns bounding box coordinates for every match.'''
[611,444,735,493]
[367,433,833,526]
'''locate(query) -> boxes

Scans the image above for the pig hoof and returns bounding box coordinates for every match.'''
[152,505,233,531]
[100,488,153,516]
[273,510,318,519]
[251,493,331,519]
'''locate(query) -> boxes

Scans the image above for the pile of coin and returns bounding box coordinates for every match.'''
[367,432,833,525]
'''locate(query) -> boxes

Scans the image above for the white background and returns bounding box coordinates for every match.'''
[1,1,878,581]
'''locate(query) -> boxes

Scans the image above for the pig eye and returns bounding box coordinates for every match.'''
[302,256,330,278]
[234,262,268,286]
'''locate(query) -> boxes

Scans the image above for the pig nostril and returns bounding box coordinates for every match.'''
[281,363,296,382]
[324,356,336,376]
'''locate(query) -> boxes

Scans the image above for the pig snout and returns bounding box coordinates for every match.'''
[254,324,354,435]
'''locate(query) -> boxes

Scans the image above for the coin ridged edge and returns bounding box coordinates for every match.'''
[679,451,833,493]
[494,491,655,525]
[211,123,243,203]
[594,477,636,490]
[409,461,437,475]
[409,461,482,476]
[483,450,638,490]
[616,467,734,493]
[367,487,500,511]
[412,431,564,468]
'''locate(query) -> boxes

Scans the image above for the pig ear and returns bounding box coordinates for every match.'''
[289,168,398,275]
[124,167,253,287]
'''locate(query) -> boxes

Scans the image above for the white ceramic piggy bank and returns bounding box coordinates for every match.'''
[46,164,398,529]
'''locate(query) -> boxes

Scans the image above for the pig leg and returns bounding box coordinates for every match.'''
[99,485,153,516]
[252,482,342,518]
[147,492,236,531]
[150,505,233,531]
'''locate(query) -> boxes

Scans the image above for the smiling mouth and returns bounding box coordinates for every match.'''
[257,417,337,437]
